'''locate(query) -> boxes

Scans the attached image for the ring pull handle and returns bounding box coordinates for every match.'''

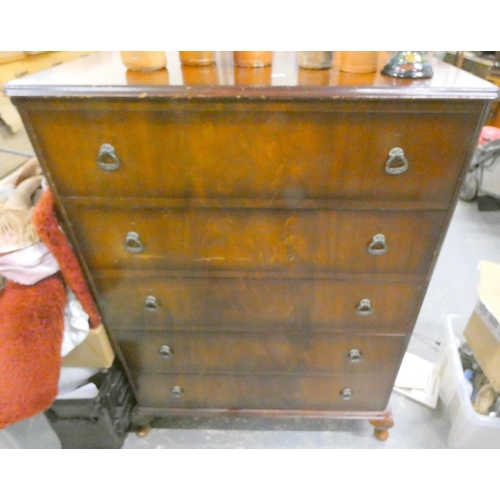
[159,345,173,360]
[348,349,363,363]
[97,143,120,171]
[124,231,144,253]
[340,388,353,401]
[170,386,183,399]
[385,147,409,175]
[368,234,387,255]
[356,298,373,316]
[144,295,159,312]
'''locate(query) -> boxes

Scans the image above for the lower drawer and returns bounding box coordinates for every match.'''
[114,330,407,376]
[131,373,396,412]
[94,274,422,333]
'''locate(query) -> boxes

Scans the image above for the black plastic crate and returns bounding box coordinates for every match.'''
[45,362,135,449]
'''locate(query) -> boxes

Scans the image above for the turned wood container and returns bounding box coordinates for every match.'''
[298,51,333,70]
[179,51,216,66]
[120,52,167,72]
[233,51,273,68]
[338,51,379,73]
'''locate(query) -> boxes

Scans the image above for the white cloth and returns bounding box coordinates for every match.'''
[60,289,90,357]
[57,367,100,396]
[0,242,59,285]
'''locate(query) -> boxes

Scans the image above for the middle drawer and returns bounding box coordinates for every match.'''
[64,204,447,275]
[93,274,423,333]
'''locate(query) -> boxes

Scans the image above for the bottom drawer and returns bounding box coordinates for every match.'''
[132,373,397,412]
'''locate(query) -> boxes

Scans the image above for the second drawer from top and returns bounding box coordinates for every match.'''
[64,204,448,276]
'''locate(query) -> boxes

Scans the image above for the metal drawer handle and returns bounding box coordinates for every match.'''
[385,147,409,175]
[348,349,363,363]
[144,295,159,312]
[170,386,183,398]
[356,299,373,316]
[368,234,387,255]
[124,231,144,253]
[340,388,352,401]
[97,143,120,171]
[159,345,173,360]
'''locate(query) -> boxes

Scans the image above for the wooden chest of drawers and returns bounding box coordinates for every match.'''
[6,52,498,440]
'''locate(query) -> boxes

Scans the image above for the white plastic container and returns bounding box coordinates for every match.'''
[437,314,500,448]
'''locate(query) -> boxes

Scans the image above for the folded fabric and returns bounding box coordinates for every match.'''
[0,175,42,253]
[60,289,90,358]
[0,242,60,285]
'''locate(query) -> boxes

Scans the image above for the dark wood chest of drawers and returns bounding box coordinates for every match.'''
[6,52,498,439]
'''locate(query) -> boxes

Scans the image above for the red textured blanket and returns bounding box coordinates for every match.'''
[0,189,101,429]
[0,275,66,428]
[32,190,101,329]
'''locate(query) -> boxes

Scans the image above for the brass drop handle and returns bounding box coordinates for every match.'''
[348,349,363,363]
[340,388,353,401]
[170,386,183,398]
[97,143,120,171]
[124,231,144,253]
[356,299,373,316]
[159,345,173,360]
[368,234,387,255]
[385,147,409,175]
[144,295,159,312]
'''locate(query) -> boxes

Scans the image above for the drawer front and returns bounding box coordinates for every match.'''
[29,101,479,203]
[132,373,395,412]
[65,205,447,275]
[114,330,407,376]
[94,275,422,332]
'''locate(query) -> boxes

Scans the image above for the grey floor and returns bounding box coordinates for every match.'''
[1,125,500,448]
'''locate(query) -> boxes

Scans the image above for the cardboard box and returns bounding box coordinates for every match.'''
[61,324,114,369]
[463,261,500,391]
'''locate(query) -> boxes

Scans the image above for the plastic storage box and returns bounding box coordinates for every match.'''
[45,362,134,449]
[438,314,500,448]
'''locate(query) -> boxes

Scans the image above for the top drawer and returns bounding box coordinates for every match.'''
[26,100,480,204]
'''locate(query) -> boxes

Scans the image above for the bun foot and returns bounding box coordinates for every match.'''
[136,426,151,437]
[373,428,389,441]
[369,413,394,441]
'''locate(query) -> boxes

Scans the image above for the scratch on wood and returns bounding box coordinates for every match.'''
[193,257,226,262]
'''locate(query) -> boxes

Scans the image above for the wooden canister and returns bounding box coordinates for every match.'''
[298,51,333,70]
[338,51,379,73]
[233,51,273,68]
[179,51,216,66]
[120,51,167,72]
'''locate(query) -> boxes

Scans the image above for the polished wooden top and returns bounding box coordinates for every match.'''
[5,51,499,100]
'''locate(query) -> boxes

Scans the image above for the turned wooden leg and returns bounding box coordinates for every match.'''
[369,413,394,441]
[136,426,152,437]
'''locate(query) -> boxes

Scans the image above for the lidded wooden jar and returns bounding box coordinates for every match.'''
[120,51,167,72]
[298,51,333,70]
[338,51,379,73]
[179,51,216,66]
[233,51,273,68]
